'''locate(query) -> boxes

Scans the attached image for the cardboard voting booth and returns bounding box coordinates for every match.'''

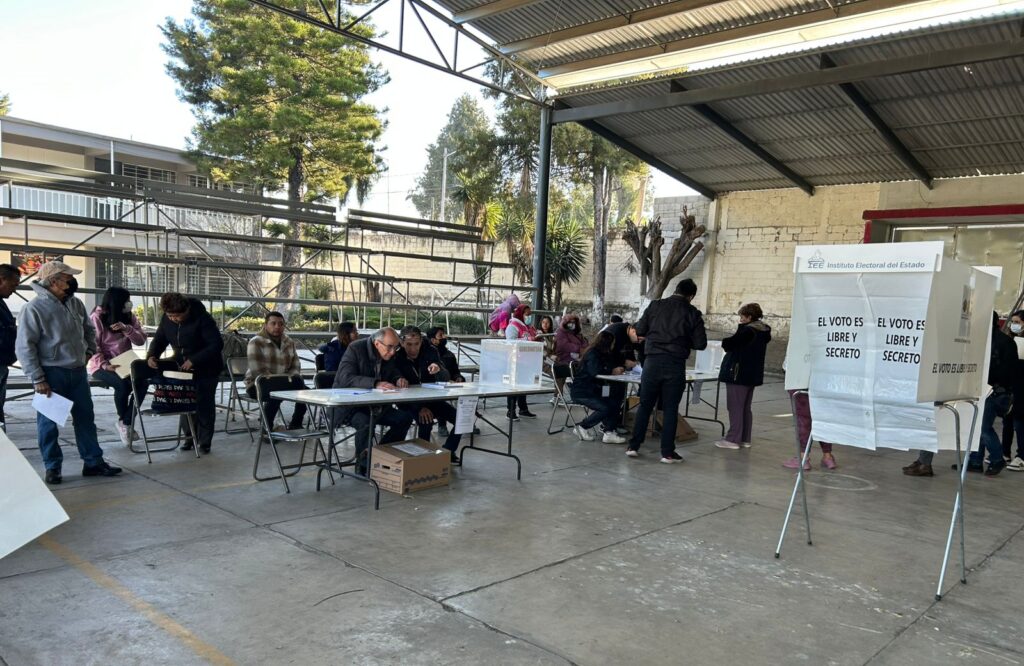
[785,241,997,453]
[480,339,544,387]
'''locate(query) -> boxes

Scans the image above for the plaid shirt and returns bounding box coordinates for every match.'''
[244,332,301,389]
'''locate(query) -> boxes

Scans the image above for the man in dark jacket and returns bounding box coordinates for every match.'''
[138,293,224,453]
[319,321,358,373]
[905,311,1018,477]
[0,263,20,427]
[426,326,465,383]
[394,326,462,462]
[333,327,414,474]
[627,278,708,463]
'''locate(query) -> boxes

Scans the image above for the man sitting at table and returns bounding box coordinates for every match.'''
[333,327,414,475]
[245,311,308,432]
[394,326,462,463]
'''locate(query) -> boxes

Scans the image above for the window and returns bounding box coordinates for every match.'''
[187,173,255,195]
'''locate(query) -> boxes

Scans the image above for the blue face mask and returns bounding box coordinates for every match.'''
[525,315,534,325]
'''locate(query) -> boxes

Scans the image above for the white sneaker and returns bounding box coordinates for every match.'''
[625,448,639,458]
[602,430,626,444]
[715,440,741,450]
[116,421,130,446]
[740,441,752,449]
[1007,456,1024,471]
[574,425,595,441]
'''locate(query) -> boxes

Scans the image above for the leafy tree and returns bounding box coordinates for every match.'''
[0,93,9,116]
[162,0,386,312]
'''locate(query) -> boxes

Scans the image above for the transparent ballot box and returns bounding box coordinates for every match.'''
[479,339,544,387]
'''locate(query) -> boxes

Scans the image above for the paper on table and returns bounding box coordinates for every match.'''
[32,392,73,428]
[421,382,464,390]
[107,350,144,379]
[455,396,479,434]
[0,429,69,560]
[329,388,371,396]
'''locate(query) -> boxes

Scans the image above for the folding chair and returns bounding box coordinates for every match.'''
[546,360,590,436]
[314,353,325,372]
[309,371,334,429]
[128,359,200,464]
[223,356,258,441]
[252,374,331,493]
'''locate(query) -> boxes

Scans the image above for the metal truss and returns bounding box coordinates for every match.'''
[246,0,548,104]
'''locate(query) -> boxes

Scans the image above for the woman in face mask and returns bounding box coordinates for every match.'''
[1004,310,1024,471]
[88,287,147,446]
[554,314,587,366]
[504,304,538,420]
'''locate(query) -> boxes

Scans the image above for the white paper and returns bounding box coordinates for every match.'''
[0,429,69,560]
[32,392,73,428]
[455,396,479,434]
[1015,337,1024,361]
[108,350,144,379]
[393,442,433,456]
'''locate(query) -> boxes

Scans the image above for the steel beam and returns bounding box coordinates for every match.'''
[670,81,813,195]
[453,0,547,24]
[540,0,923,80]
[820,53,933,189]
[532,105,552,311]
[551,37,1024,123]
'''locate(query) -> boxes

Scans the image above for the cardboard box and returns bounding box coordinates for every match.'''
[624,397,698,442]
[370,439,450,495]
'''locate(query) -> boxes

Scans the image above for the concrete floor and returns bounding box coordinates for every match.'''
[2,378,1023,665]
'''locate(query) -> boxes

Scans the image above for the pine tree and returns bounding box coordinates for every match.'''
[162,0,386,311]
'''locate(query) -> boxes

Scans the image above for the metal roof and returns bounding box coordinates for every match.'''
[431,0,1024,196]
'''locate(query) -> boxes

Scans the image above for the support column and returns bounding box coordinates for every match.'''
[531,105,552,311]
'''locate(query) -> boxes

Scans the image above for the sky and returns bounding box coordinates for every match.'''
[1,0,695,217]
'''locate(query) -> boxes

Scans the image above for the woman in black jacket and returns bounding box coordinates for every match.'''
[716,303,771,450]
[569,331,627,444]
[137,293,224,453]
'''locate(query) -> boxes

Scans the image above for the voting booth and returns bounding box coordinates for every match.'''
[785,241,997,452]
[480,339,544,388]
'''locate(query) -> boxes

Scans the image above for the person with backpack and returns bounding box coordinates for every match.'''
[138,293,224,454]
[715,303,772,450]
[88,287,146,445]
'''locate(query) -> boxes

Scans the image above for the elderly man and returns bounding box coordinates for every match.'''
[334,327,414,475]
[0,263,20,427]
[16,261,121,484]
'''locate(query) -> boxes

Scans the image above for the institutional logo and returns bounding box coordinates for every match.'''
[806,250,825,270]
[958,284,974,339]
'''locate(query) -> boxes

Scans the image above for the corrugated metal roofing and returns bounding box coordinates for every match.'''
[431,1,1024,195]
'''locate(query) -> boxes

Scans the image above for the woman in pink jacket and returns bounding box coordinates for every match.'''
[88,287,146,445]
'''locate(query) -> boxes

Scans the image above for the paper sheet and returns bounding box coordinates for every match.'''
[0,429,69,560]
[393,442,434,456]
[32,392,73,428]
[421,382,463,390]
[455,396,479,434]
[108,350,144,379]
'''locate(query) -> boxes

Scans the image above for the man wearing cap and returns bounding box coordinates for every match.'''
[16,261,121,484]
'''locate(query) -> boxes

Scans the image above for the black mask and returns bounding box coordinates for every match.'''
[437,339,447,349]
[65,277,79,298]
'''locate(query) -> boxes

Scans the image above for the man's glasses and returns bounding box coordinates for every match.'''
[376,341,401,352]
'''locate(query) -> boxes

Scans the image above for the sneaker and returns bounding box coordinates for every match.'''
[45,468,62,485]
[985,462,1005,477]
[1006,456,1024,471]
[506,411,520,422]
[782,456,811,471]
[437,424,449,437]
[199,444,211,454]
[116,421,130,446]
[953,462,984,473]
[625,448,640,458]
[574,425,595,441]
[660,451,684,464]
[602,430,626,445]
[821,455,838,470]
[904,461,934,477]
[449,450,461,465]
[615,427,629,436]
[82,461,122,477]
[519,410,537,418]
[740,441,752,449]
[715,440,741,450]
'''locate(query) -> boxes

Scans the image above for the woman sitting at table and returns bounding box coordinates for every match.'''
[569,331,627,444]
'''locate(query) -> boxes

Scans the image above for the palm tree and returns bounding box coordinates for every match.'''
[545,217,587,309]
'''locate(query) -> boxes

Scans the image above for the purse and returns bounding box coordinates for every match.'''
[150,371,198,413]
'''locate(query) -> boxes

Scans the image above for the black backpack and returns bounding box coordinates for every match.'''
[221,329,248,362]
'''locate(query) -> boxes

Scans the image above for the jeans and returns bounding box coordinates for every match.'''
[0,365,8,427]
[38,366,104,471]
[629,357,687,455]
[133,361,219,450]
[574,395,619,431]
[347,406,415,462]
[788,390,832,454]
[725,384,755,444]
[403,400,461,452]
[246,377,308,429]
[969,390,1012,469]
[92,369,133,426]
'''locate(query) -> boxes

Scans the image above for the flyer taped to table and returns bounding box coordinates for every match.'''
[455,396,479,434]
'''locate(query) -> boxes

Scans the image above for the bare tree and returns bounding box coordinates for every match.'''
[622,208,706,301]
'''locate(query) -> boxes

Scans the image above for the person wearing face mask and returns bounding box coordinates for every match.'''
[715,303,772,451]
[504,303,538,420]
[554,314,588,366]
[426,326,465,383]
[1004,310,1024,471]
[89,287,147,445]
[17,261,121,484]
[245,311,308,431]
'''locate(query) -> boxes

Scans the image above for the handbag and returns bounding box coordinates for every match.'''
[150,371,198,413]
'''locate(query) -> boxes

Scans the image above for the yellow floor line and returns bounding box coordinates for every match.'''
[39,536,236,666]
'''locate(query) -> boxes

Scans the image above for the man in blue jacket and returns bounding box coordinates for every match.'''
[0,263,20,428]
[16,261,121,484]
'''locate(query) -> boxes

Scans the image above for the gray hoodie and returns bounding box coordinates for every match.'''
[16,281,97,383]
